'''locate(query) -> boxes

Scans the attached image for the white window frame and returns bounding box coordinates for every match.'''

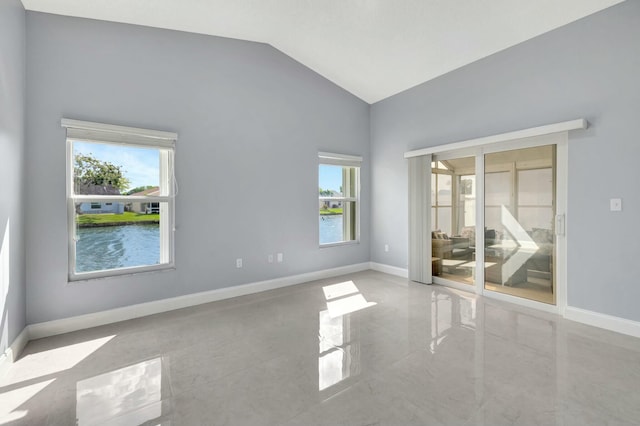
[63,119,177,281]
[318,152,362,247]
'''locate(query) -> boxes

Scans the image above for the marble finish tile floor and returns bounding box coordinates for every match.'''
[2,270,640,425]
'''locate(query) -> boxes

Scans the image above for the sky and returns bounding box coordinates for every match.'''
[75,142,342,193]
[74,141,159,190]
[319,165,343,193]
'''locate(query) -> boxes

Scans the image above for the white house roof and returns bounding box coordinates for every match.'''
[21,0,624,104]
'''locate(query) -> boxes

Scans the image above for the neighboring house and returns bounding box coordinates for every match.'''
[128,187,160,214]
[320,190,343,209]
[78,201,124,214]
[76,183,124,214]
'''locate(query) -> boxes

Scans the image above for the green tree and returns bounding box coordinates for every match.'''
[319,187,333,196]
[74,153,130,194]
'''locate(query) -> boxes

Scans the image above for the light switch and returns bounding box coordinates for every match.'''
[610,198,622,212]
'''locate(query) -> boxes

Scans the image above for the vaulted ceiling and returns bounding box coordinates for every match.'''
[21,0,624,103]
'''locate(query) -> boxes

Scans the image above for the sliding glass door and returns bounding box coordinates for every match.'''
[484,145,556,304]
[430,144,557,306]
[431,157,476,286]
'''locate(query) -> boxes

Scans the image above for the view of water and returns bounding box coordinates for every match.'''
[76,216,343,272]
[76,224,160,273]
[319,214,343,245]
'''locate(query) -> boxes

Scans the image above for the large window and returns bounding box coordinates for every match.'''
[318,152,361,246]
[63,119,176,280]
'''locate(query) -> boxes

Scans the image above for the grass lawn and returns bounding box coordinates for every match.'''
[77,211,159,225]
[319,208,343,215]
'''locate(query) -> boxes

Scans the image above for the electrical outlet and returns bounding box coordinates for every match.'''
[277,253,283,263]
[236,258,243,268]
[610,198,622,212]
[268,254,274,263]
[384,244,389,252]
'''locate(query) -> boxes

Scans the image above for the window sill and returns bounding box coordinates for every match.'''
[68,263,175,284]
[319,240,360,249]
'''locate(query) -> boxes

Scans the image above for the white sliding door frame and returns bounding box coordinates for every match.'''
[407,119,585,315]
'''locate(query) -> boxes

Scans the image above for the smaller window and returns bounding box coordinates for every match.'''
[90,202,101,209]
[318,152,361,246]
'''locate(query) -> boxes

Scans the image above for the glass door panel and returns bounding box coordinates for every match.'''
[484,145,556,304]
[431,157,476,285]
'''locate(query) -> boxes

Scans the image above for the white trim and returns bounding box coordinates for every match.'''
[319,241,360,249]
[0,327,29,376]
[28,262,371,340]
[69,263,176,282]
[318,151,363,162]
[474,153,485,294]
[483,289,560,315]
[5,267,640,372]
[71,195,173,202]
[433,276,476,293]
[404,119,587,158]
[370,262,409,278]
[555,139,569,314]
[318,152,363,168]
[62,118,177,145]
[564,307,640,339]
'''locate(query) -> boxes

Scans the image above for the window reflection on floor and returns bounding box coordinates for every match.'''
[76,357,163,425]
[318,310,360,391]
[430,291,476,354]
[318,281,375,393]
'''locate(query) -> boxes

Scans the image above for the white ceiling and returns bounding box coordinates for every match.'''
[21,0,624,104]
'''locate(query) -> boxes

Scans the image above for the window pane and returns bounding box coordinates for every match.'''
[436,207,451,236]
[485,172,510,205]
[431,173,436,205]
[518,169,552,205]
[319,164,344,197]
[73,141,160,196]
[457,175,476,230]
[484,206,502,234]
[319,213,343,245]
[437,174,452,205]
[518,207,554,231]
[75,202,163,273]
[484,145,556,305]
[319,162,358,245]
[319,201,356,244]
[431,207,436,231]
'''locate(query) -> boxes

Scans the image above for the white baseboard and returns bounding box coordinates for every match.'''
[28,262,371,340]
[0,327,29,376]
[564,306,640,339]
[8,264,640,371]
[369,262,408,278]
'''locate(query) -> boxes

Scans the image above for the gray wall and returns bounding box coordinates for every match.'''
[25,12,370,324]
[0,0,27,352]
[370,1,640,321]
